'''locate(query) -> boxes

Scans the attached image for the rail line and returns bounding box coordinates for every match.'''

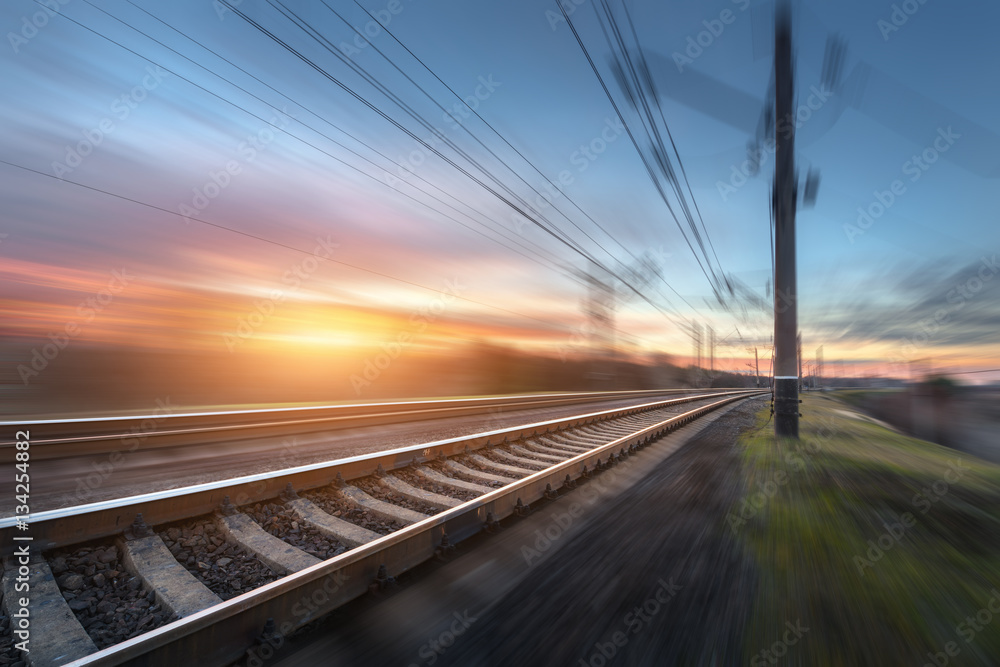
[0,389,763,666]
[0,389,722,459]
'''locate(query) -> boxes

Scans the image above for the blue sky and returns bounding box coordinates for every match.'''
[2,0,999,381]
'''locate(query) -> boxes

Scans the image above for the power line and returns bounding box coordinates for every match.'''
[24,0,695,348]
[278,0,694,321]
[617,1,724,278]
[89,0,588,285]
[0,158,563,328]
[555,0,719,294]
[596,0,726,291]
[315,0,621,264]
[600,4,704,254]
[220,0,606,265]
[221,0,686,325]
[349,0,651,271]
[266,0,602,265]
[342,0,701,321]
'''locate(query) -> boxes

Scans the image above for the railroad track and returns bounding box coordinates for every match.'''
[0,389,715,460]
[0,389,762,667]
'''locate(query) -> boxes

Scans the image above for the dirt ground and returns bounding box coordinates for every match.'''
[433,399,762,666]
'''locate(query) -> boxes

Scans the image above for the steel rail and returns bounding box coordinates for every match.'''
[0,390,759,555]
[0,388,728,459]
[60,391,763,667]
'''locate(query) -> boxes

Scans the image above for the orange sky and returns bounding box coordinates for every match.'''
[5,253,996,384]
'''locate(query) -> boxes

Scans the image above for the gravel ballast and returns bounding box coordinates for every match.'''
[242,502,347,560]
[304,488,406,535]
[49,544,177,649]
[394,468,480,502]
[0,591,24,667]
[158,518,280,600]
[353,478,440,517]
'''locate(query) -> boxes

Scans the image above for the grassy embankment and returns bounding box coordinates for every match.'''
[735,393,1000,665]
[833,388,904,412]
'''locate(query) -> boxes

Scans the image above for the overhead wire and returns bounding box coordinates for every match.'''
[85,0,590,286]
[555,0,719,295]
[25,0,707,351]
[315,0,630,272]
[219,0,612,268]
[618,0,725,278]
[596,0,725,290]
[348,0,705,322]
[261,0,600,264]
[277,0,706,324]
[0,158,564,327]
[349,0,651,270]
[360,0,708,329]
[220,0,689,326]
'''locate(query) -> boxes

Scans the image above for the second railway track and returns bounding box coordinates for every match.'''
[0,389,716,458]
[0,389,763,667]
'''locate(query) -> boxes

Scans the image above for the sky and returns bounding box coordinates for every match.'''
[2,0,1000,397]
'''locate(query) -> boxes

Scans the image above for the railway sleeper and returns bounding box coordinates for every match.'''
[391,467,476,503]
[284,497,381,549]
[579,424,627,436]
[549,431,600,447]
[487,448,547,470]
[443,459,513,484]
[2,556,97,666]
[467,453,535,477]
[508,444,565,464]
[335,485,430,525]
[377,474,461,512]
[591,425,641,437]
[215,513,321,576]
[119,533,222,619]
[414,466,494,494]
[517,440,578,457]
[536,436,589,452]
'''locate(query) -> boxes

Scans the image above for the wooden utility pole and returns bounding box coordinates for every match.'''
[773,2,799,437]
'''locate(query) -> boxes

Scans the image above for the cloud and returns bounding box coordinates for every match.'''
[807,255,1000,350]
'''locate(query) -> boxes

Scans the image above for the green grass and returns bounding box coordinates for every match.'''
[833,388,902,411]
[737,395,1000,666]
